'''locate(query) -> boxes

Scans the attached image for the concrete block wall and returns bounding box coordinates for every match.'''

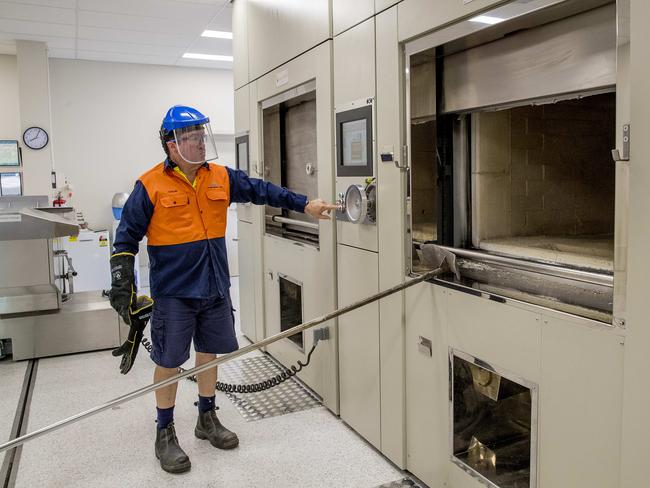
[410,120,437,241]
[510,93,615,237]
[475,93,616,240]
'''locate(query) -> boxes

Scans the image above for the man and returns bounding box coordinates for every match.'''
[110,105,336,473]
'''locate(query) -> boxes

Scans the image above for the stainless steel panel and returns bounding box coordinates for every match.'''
[247,0,329,80]
[0,195,48,209]
[403,0,610,57]
[261,80,316,110]
[442,5,616,113]
[0,291,119,360]
[232,0,249,89]
[332,0,373,36]
[0,239,51,288]
[337,243,380,448]
[0,207,79,241]
[237,221,257,341]
[0,284,59,314]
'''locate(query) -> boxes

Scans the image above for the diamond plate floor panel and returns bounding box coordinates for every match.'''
[375,479,424,488]
[219,354,321,421]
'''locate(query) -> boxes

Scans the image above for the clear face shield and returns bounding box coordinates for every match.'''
[171,123,218,165]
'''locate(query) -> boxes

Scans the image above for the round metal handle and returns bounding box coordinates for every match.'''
[344,184,368,224]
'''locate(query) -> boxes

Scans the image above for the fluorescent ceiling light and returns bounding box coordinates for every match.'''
[183,53,233,62]
[469,15,505,25]
[201,30,233,39]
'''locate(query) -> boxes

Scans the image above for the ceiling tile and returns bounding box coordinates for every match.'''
[0,32,73,48]
[77,9,200,34]
[78,0,220,20]
[78,25,194,47]
[78,38,185,57]
[186,36,232,55]
[0,1,76,24]
[0,17,75,37]
[0,0,234,69]
[4,0,76,8]
[76,48,180,66]
[47,46,75,58]
[175,56,232,70]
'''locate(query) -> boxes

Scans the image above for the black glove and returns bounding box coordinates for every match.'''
[109,252,136,325]
[112,295,153,374]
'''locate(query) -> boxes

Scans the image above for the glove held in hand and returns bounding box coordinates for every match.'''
[109,252,136,325]
[112,295,153,375]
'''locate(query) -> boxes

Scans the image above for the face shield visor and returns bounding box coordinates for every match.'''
[171,123,218,165]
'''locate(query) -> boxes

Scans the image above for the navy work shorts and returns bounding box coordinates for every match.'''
[149,295,239,368]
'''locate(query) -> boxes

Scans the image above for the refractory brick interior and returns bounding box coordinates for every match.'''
[473,93,616,242]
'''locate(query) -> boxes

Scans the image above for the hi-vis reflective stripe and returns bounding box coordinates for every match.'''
[111,252,135,258]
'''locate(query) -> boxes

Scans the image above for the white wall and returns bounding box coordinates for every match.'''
[48,58,235,233]
[0,55,21,142]
[0,54,22,188]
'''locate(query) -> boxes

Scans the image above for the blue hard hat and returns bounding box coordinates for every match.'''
[161,105,209,132]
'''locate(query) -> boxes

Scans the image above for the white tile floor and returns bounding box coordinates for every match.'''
[0,360,27,470]
[2,279,412,488]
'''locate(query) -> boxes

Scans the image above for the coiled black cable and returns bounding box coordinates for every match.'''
[139,336,319,394]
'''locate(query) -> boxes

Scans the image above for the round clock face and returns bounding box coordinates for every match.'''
[23,127,49,150]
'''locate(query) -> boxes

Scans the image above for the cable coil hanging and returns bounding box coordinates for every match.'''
[140,337,318,394]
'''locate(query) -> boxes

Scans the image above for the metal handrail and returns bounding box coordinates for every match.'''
[0,265,446,453]
[265,214,319,230]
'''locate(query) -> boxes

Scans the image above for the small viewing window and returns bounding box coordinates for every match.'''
[279,275,304,350]
[0,140,21,167]
[0,172,22,196]
[451,350,537,488]
[235,135,249,175]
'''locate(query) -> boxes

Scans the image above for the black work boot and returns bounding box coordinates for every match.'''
[195,407,239,449]
[155,422,191,473]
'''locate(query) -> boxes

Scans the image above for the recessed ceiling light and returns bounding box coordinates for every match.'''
[183,53,233,62]
[469,15,505,25]
[201,30,233,39]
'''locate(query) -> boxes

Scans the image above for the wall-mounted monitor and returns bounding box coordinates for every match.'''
[336,105,373,177]
[0,172,23,196]
[0,140,21,167]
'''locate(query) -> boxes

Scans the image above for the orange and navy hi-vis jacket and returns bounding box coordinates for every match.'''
[113,158,308,299]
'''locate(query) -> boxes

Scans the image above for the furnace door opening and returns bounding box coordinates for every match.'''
[472,93,615,273]
[405,2,618,321]
[263,88,319,246]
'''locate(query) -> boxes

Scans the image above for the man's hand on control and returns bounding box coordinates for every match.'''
[305,199,338,220]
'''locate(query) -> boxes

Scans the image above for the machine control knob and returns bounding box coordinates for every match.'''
[335,192,345,213]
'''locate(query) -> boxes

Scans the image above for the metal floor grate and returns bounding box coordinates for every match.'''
[375,479,424,488]
[219,354,321,421]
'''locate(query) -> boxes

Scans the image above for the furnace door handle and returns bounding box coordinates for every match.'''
[418,336,432,357]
